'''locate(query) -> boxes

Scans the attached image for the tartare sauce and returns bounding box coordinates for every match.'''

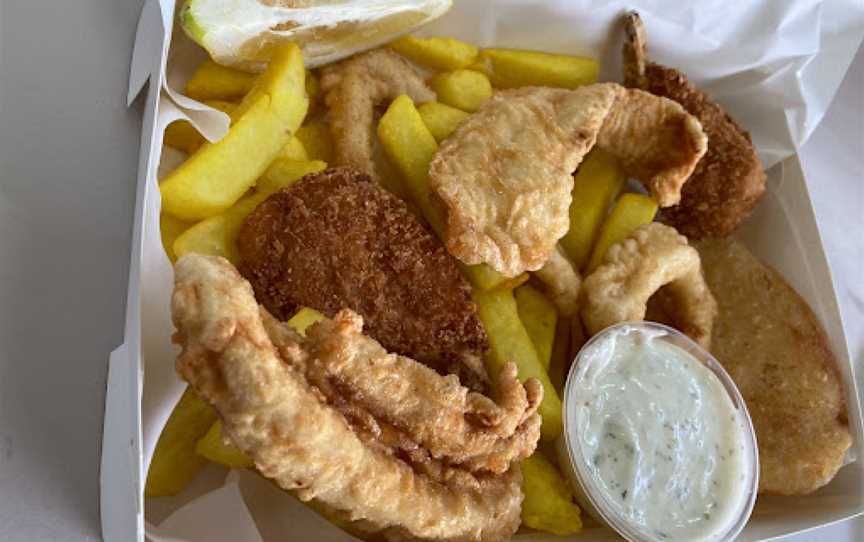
[563,324,755,542]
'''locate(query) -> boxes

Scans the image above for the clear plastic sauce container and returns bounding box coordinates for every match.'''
[558,322,758,542]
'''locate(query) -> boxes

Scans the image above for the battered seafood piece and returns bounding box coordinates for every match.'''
[428,83,706,278]
[172,254,537,541]
[321,49,436,178]
[533,247,581,317]
[696,239,851,495]
[623,12,767,239]
[581,223,716,348]
[237,167,489,391]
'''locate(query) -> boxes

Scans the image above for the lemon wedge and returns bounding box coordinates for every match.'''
[181,0,452,71]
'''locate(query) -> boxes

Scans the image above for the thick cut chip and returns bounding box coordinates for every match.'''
[515,285,557,371]
[196,420,254,468]
[160,43,308,221]
[475,48,598,89]
[160,213,191,263]
[145,387,216,497]
[430,69,493,112]
[390,35,479,70]
[173,160,326,263]
[560,149,626,269]
[185,60,255,101]
[295,121,334,163]
[585,192,658,273]
[473,287,563,441]
[521,453,582,535]
[418,101,469,142]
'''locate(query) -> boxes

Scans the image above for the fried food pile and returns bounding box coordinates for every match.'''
[237,167,489,391]
[152,11,854,541]
[173,254,540,541]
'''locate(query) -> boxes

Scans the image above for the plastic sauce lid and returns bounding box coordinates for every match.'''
[557,322,759,542]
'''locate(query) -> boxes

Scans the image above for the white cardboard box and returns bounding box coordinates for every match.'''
[101,1,864,540]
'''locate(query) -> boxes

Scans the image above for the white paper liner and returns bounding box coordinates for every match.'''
[122,1,864,540]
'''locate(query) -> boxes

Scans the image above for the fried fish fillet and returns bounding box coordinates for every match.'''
[172,254,539,541]
[428,83,706,277]
[237,167,489,391]
[696,239,851,495]
[623,12,767,239]
[321,49,436,178]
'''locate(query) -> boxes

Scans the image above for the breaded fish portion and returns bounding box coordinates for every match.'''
[172,254,529,541]
[623,12,767,239]
[696,239,851,495]
[237,167,489,391]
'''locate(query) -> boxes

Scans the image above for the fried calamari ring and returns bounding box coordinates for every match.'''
[581,223,717,348]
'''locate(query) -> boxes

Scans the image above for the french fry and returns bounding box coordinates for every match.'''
[585,192,658,273]
[145,387,217,497]
[560,149,626,270]
[160,213,191,263]
[196,420,254,469]
[286,306,325,335]
[173,194,264,264]
[161,44,308,221]
[521,453,583,535]
[390,35,479,71]
[163,121,203,155]
[295,121,334,163]
[472,288,563,441]
[164,101,306,161]
[475,48,599,89]
[185,60,256,102]
[515,284,557,371]
[418,101,469,142]
[549,316,572,395]
[173,159,326,263]
[257,159,327,194]
[377,95,524,291]
[275,136,309,161]
[430,69,492,112]
[163,100,236,154]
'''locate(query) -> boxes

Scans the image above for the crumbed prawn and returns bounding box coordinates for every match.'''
[623,12,767,239]
[581,223,716,348]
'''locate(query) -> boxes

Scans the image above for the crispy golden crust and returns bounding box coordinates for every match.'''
[428,83,706,277]
[696,239,851,495]
[321,49,435,178]
[623,12,767,239]
[581,223,716,348]
[172,254,529,541]
[237,167,489,391]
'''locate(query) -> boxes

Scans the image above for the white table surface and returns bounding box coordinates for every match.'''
[0,1,860,540]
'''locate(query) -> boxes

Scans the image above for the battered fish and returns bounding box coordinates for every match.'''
[428,83,706,278]
[237,167,489,391]
[623,12,767,239]
[696,239,851,495]
[172,254,536,540]
[321,49,436,178]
